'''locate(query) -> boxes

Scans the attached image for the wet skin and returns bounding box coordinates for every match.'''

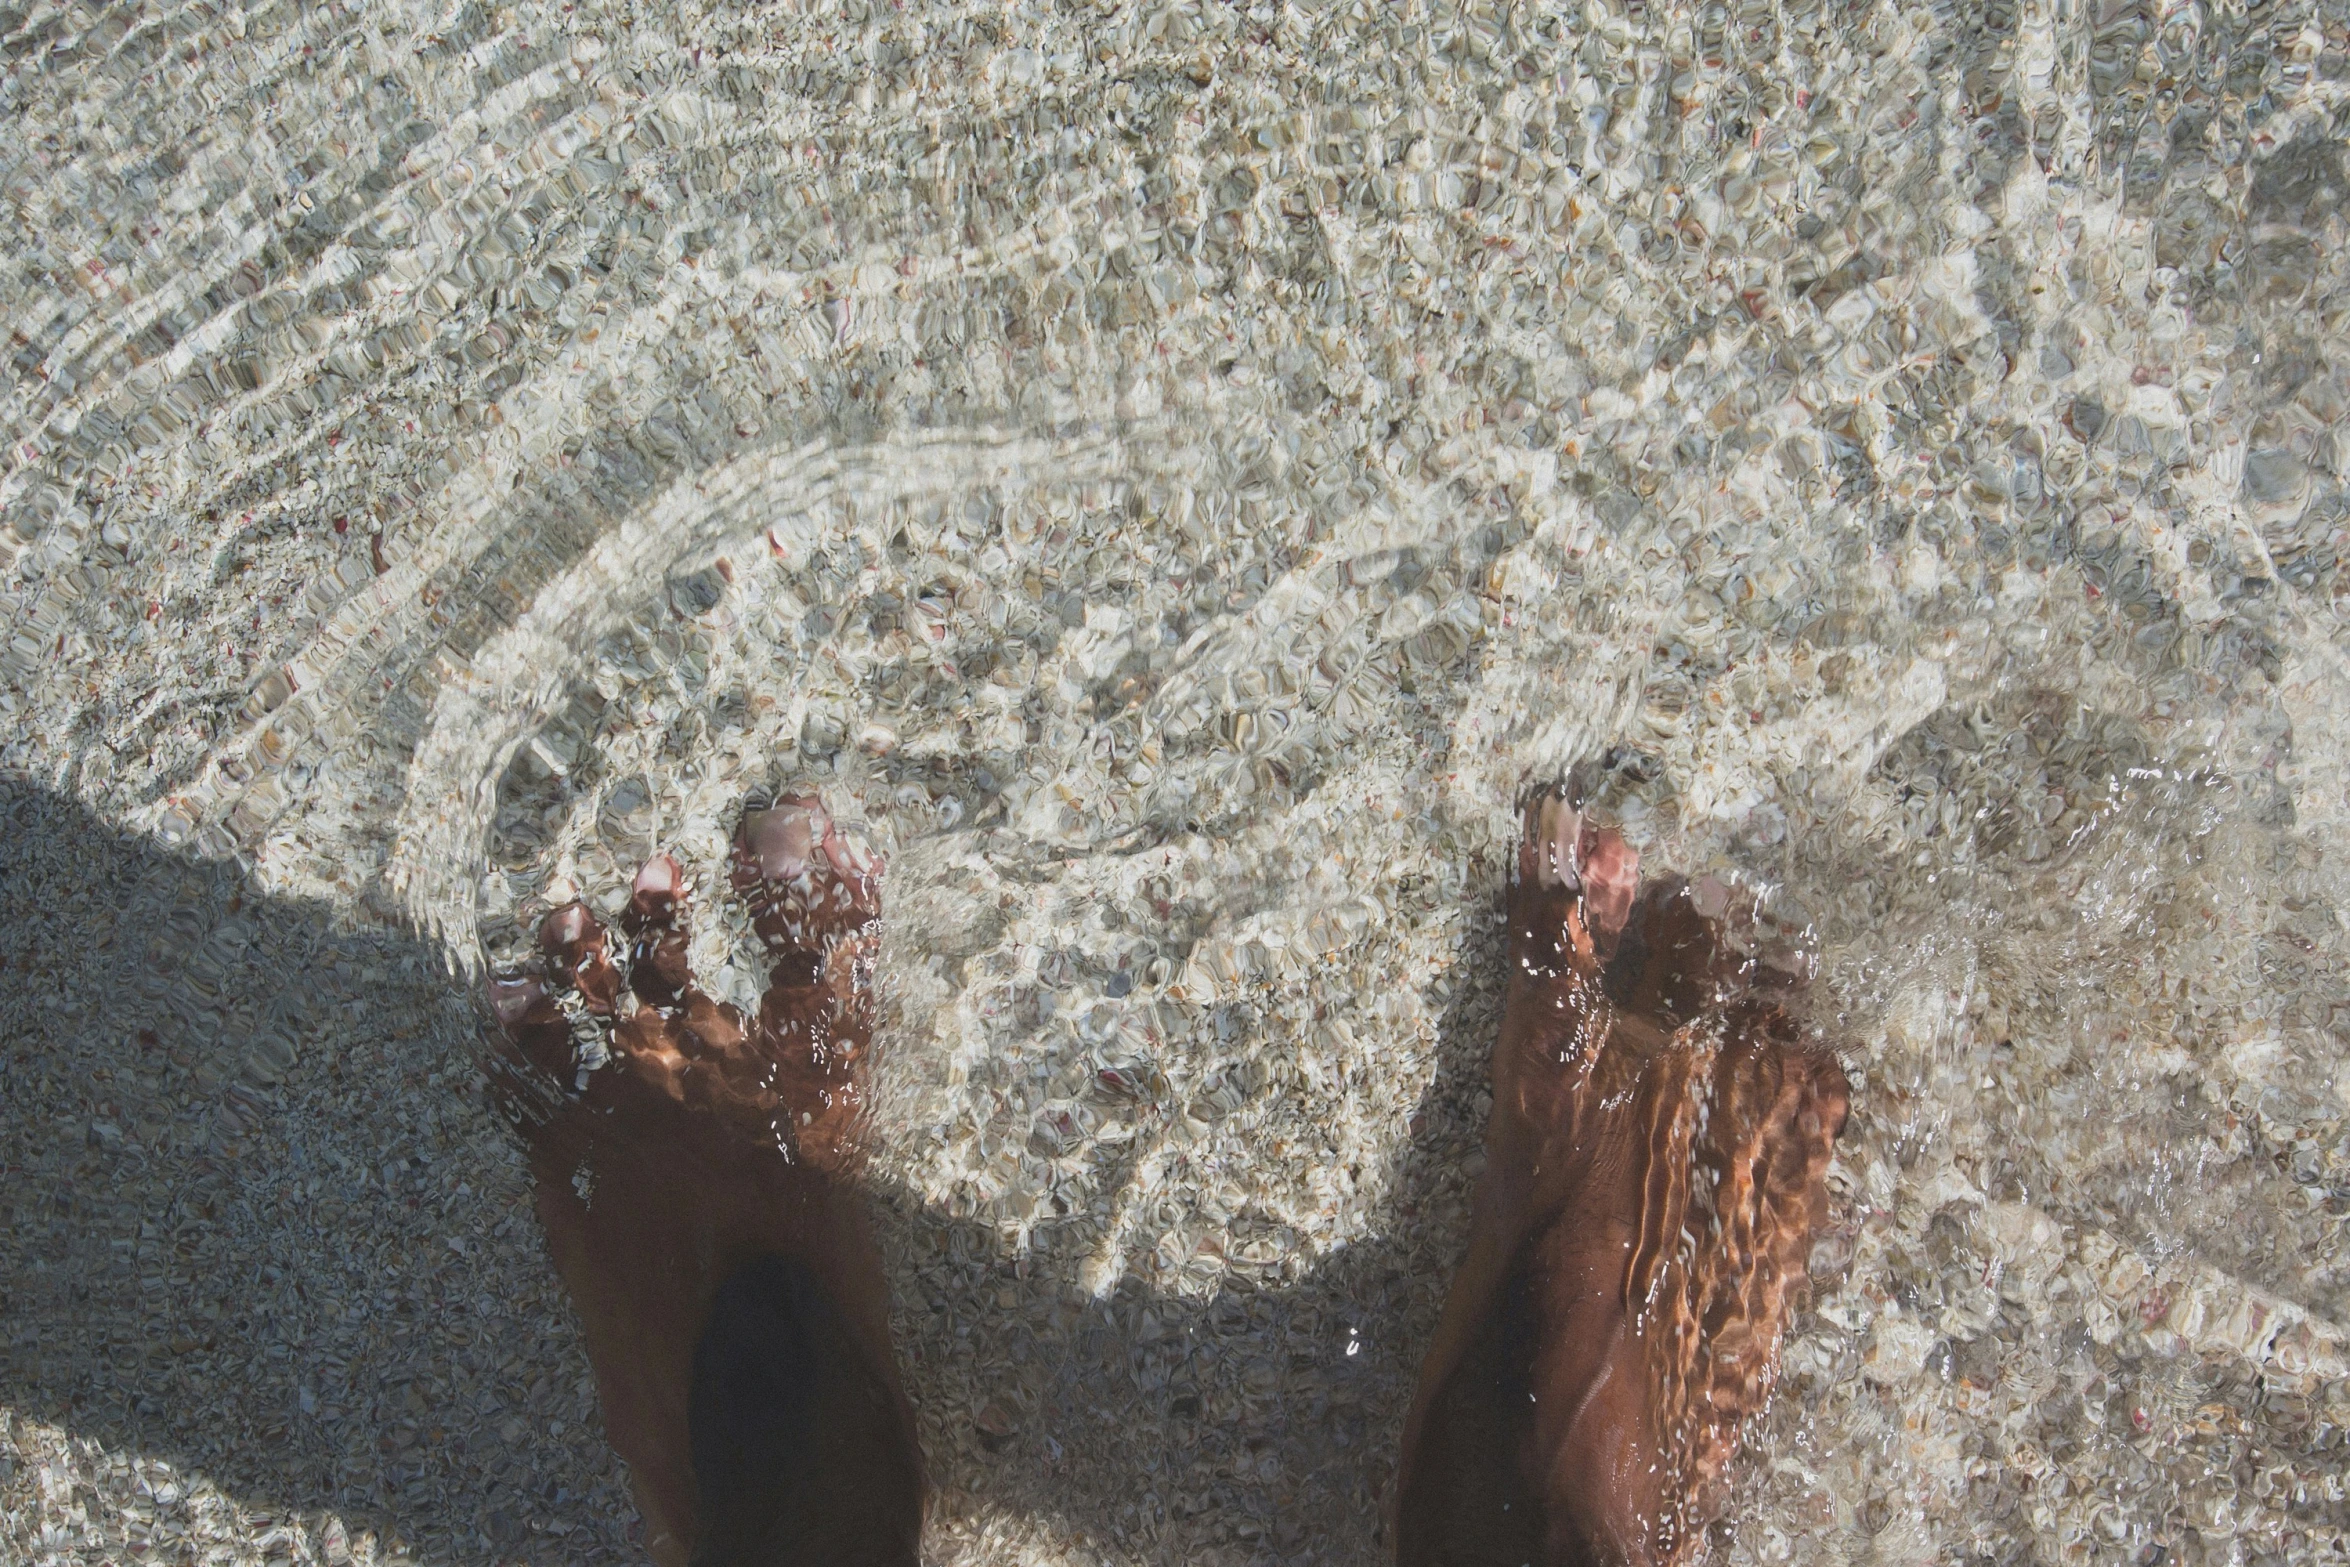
[485,796,923,1567]
[1394,791,1850,1567]
[485,786,1845,1566]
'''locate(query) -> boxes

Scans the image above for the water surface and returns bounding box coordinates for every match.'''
[2,0,2347,1562]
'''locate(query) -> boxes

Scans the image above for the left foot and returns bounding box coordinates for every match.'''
[1395,783,1849,1567]
[484,794,921,1567]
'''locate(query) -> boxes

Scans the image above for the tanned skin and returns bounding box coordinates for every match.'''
[1394,788,1850,1567]
[485,796,923,1567]
[478,783,1844,1566]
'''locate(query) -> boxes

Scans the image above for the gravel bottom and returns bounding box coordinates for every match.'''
[6,0,2350,1562]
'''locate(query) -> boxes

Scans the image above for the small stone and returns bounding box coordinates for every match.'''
[973,1402,1016,1447]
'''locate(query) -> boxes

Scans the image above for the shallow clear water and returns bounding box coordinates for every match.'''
[3,0,2348,1562]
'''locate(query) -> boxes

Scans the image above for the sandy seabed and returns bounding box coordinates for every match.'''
[3,0,2350,1563]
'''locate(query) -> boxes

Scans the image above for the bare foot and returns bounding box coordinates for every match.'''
[485,795,922,1567]
[1395,784,1850,1567]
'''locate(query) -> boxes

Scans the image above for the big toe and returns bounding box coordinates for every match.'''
[732,794,881,950]
[626,855,697,1007]
[540,901,597,956]
[738,797,829,883]
[1519,789,1584,892]
[1577,823,1640,943]
[1510,785,1641,974]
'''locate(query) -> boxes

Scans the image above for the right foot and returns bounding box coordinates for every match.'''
[1395,783,1850,1567]
[485,794,923,1567]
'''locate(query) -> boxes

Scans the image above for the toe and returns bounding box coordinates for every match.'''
[819,813,882,886]
[730,796,881,952]
[540,901,622,1014]
[1510,784,1643,976]
[1576,823,1640,944]
[1516,787,1582,892]
[766,956,878,1170]
[738,796,825,882]
[627,853,686,931]
[732,801,823,950]
[1510,787,1586,972]
[488,974,574,1081]
[633,929,695,1010]
[625,855,696,1009]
